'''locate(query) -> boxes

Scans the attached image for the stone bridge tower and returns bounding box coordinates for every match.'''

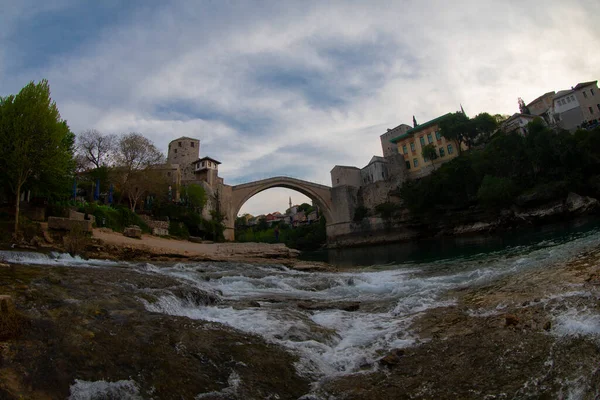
[167,136,200,182]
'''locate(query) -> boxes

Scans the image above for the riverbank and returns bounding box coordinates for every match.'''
[1,226,599,398]
[327,192,600,248]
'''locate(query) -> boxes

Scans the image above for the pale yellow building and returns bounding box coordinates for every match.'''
[390,113,460,178]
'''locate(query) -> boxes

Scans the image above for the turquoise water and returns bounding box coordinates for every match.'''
[302,217,600,267]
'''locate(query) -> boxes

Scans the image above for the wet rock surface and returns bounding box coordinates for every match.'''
[313,248,600,399]
[0,265,310,399]
[0,243,600,399]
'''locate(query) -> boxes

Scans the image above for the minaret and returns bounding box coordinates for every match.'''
[289,196,292,211]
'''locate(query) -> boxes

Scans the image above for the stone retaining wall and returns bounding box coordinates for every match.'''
[139,215,170,236]
[48,217,93,233]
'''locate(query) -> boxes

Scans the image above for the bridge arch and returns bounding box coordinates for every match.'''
[223,177,333,239]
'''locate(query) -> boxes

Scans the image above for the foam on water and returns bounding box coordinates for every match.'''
[0,250,119,267]
[552,308,600,338]
[138,226,600,380]
[68,379,142,400]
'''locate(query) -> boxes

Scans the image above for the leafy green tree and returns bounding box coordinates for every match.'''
[471,112,499,145]
[421,143,438,169]
[297,203,314,214]
[477,175,517,209]
[256,217,269,231]
[185,184,206,212]
[0,80,75,232]
[438,112,470,153]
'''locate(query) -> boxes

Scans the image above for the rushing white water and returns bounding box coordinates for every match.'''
[0,250,119,268]
[137,226,600,379]
[3,224,600,384]
[68,379,142,400]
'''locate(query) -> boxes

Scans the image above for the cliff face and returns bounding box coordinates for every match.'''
[327,192,600,248]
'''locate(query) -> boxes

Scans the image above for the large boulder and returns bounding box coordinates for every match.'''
[47,217,92,233]
[123,226,142,239]
[566,192,599,214]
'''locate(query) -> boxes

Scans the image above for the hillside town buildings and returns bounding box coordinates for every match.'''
[525,80,599,132]
[389,114,460,179]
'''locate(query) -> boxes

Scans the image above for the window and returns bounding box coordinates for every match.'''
[191,142,194,147]
[571,95,575,101]
[447,144,454,154]
[591,88,595,96]
[410,142,415,152]
[427,133,433,143]
[583,91,588,98]
[413,158,419,167]
[423,155,429,162]
[167,172,171,177]
[567,96,571,103]
[435,131,442,140]
[405,161,411,170]
[420,136,425,146]
[597,104,600,112]
[402,144,408,154]
[336,178,339,184]
[439,147,445,157]
[562,99,567,105]
[174,149,177,154]
[589,106,594,114]
[178,141,182,147]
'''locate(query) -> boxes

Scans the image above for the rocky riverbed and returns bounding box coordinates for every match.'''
[1,227,600,399]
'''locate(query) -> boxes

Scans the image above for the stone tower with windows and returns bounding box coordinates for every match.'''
[167,136,200,182]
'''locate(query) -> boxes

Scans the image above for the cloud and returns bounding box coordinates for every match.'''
[2,0,600,216]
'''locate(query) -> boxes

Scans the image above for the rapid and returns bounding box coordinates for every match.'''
[1,222,600,398]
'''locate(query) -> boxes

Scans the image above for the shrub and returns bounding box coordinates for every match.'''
[63,223,91,256]
[169,220,189,239]
[79,204,150,233]
[477,175,517,209]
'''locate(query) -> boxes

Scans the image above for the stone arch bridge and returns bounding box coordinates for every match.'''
[219,177,338,241]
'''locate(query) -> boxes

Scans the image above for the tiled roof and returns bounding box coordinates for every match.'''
[192,156,221,165]
[526,91,555,107]
[390,113,452,143]
[170,136,199,142]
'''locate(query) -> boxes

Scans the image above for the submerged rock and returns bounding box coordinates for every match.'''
[297,301,360,312]
[170,286,221,306]
[379,348,406,367]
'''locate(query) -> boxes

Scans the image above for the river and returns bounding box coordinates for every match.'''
[1,219,600,398]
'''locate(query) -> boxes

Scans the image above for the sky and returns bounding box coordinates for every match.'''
[2,0,599,216]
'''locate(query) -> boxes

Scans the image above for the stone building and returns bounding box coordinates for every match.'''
[167,137,200,182]
[500,113,539,136]
[192,156,222,187]
[380,123,411,157]
[526,91,556,125]
[573,81,599,124]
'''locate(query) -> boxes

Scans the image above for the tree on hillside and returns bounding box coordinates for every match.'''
[439,112,499,152]
[421,143,438,169]
[0,80,74,233]
[76,129,117,170]
[113,133,165,210]
[518,97,530,115]
[471,112,499,146]
[439,112,470,154]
